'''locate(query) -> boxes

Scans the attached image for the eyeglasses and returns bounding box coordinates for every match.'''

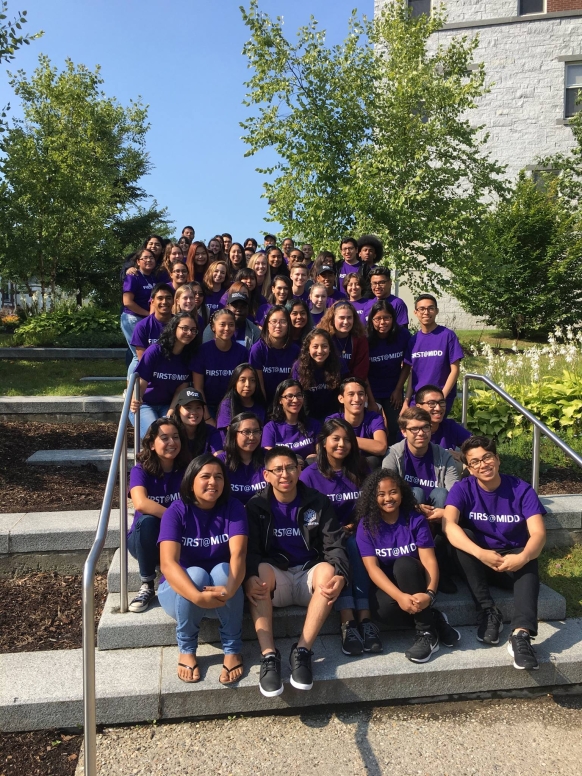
[237,429,261,438]
[281,393,304,400]
[419,400,446,409]
[371,280,387,286]
[178,326,197,334]
[467,453,496,470]
[416,306,436,314]
[405,425,431,435]
[173,270,188,276]
[265,464,298,476]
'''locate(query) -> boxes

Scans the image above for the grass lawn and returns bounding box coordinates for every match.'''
[539,544,582,618]
[456,329,543,352]
[0,332,15,346]
[0,359,127,396]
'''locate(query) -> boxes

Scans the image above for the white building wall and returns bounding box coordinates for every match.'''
[433,1,522,23]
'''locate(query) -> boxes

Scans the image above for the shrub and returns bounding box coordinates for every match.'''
[12,302,123,348]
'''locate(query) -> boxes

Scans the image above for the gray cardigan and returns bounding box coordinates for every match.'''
[382,440,459,491]
[202,319,260,351]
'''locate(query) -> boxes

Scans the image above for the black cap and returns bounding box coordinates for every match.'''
[318,265,335,275]
[175,388,206,407]
[228,291,249,304]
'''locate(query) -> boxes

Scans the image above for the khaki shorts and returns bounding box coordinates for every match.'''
[267,563,326,608]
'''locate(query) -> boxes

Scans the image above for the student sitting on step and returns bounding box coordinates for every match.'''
[443,436,547,670]
[414,384,471,469]
[244,446,349,697]
[158,454,248,685]
[355,468,461,664]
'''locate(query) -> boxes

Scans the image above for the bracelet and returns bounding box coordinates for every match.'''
[426,589,437,606]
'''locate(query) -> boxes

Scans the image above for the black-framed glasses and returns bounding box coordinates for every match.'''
[265,464,298,476]
[178,326,197,334]
[419,400,446,409]
[467,453,496,471]
[281,393,304,400]
[405,425,431,435]
[237,429,261,438]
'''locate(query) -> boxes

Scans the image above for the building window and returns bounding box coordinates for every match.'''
[408,0,431,18]
[519,0,545,14]
[566,63,582,118]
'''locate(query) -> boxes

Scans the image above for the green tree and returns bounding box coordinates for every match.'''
[0,55,166,307]
[0,2,42,130]
[450,174,582,339]
[539,98,582,208]
[240,0,507,290]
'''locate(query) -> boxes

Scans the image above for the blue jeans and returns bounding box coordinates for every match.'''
[130,403,170,442]
[158,563,243,655]
[120,312,144,376]
[336,534,371,612]
[127,514,160,582]
[411,486,448,509]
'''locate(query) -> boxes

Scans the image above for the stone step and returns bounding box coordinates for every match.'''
[3,618,582,732]
[26,449,135,471]
[0,347,126,359]
[0,510,121,555]
[0,395,124,423]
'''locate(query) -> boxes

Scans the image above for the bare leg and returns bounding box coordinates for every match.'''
[245,563,277,655]
[297,563,336,650]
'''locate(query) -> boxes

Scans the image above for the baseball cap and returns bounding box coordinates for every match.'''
[228,291,250,304]
[318,265,335,275]
[175,388,206,407]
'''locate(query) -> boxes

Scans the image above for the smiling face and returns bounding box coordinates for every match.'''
[179,401,204,428]
[137,250,156,274]
[402,419,432,455]
[212,312,236,341]
[301,244,314,259]
[263,453,299,496]
[376,477,402,519]
[324,425,351,463]
[193,462,225,507]
[308,334,330,364]
[151,288,174,318]
[464,446,500,486]
[282,239,294,257]
[318,271,335,293]
[176,289,196,313]
[310,286,327,311]
[194,246,208,267]
[175,316,198,345]
[339,381,366,415]
[334,307,353,336]
[290,304,308,330]
[146,238,163,257]
[212,264,227,285]
[208,239,221,256]
[240,274,256,292]
[267,310,288,339]
[252,256,267,279]
[151,423,181,461]
[279,385,304,416]
[290,266,307,287]
[171,263,189,285]
[230,245,244,266]
[417,390,446,426]
[371,309,394,337]
[345,277,362,301]
[370,273,391,300]
[414,299,438,329]
[267,249,283,269]
[272,280,289,305]
[169,246,183,262]
[235,417,262,454]
[341,241,358,263]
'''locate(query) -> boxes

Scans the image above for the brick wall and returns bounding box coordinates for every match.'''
[548,1,582,11]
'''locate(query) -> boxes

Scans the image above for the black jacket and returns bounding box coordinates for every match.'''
[245,482,350,582]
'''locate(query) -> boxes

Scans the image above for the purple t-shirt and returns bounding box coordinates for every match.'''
[157,497,248,578]
[404,325,464,401]
[262,418,321,456]
[432,418,471,450]
[351,298,375,324]
[299,462,361,526]
[130,314,166,349]
[135,344,191,406]
[337,260,363,283]
[255,303,272,327]
[249,340,300,402]
[325,289,347,306]
[215,399,267,444]
[368,328,412,398]
[445,475,546,551]
[190,340,249,406]
[291,362,338,420]
[403,444,437,501]
[384,294,409,329]
[186,425,224,456]
[310,309,326,326]
[128,463,184,533]
[326,410,386,440]
[292,288,310,303]
[356,512,434,574]
[122,272,156,314]
[204,290,225,315]
[270,494,317,567]
[216,451,267,505]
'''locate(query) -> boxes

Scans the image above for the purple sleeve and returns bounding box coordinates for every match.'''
[228,498,249,536]
[249,341,265,370]
[291,362,300,380]
[130,319,148,349]
[190,349,204,375]
[298,466,316,488]
[521,484,547,519]
[207,428,224,453]
[403,333,415,367]
[215,400,231,429]
[262,421,276,448]
[129,465,148,490]
[135,344,158,382]
[410,513,435,549]
[355,521,377,558]
[447,331,464,364]
[158,501,186,544]
[445,480,469,512]
[122,274,136,295]
[393,298,409,328]
[370,413,386,434]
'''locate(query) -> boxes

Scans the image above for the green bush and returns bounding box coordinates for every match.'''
[12,302,123,348]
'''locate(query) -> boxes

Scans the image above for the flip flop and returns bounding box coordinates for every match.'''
[177,660,200,683]
[219,661,244,685]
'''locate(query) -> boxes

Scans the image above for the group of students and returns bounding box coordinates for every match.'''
[120,228,548,697]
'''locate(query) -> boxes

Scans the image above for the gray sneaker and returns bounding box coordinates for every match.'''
[128,582,156,613]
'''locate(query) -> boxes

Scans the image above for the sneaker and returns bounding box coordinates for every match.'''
[433,609,461,648]
[359,619,383,653]
[476,606,503,644]
[289,643,314,690]
[341,621,364,656]
[128,582,156,613]
[507,630,539,670]
[405,628,439,663]
[259,650,284,697]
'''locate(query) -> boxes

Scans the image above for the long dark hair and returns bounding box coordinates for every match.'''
[355,468,418,536]
[367,300,400,347]
[223,412,265,472]
[157,312,200,361]
[288,298,313,343]
[296,328,342,390]
[137,417,191,477]
[188,281,210,328]
[234,267,261,316]
[227,243,247,276]
[173,400,210,459]
[269,378,309,435]
[132,248,166,279]
[180,453,231,507]
[219,363,266,422]
[261,305,293,348]
[267,274,292,305]
[315,418,367,486]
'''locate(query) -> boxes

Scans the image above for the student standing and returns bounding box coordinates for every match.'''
[262,379,321,459]
[169,260,190,291]
[250,306,300,405]
[343,273,375,324]
[336,237,363,285]
[291,328,343,422]
[316,264,346,306]
[288,299,313,345]
[290,263,310,302]
[129,283,174,374]
[121,249,165,354]
[308,283,328,326]
[319,301,369,381]
[368,267,409,329]
[202,261,229,315]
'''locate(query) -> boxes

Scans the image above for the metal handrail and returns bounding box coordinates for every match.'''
[461,373,582,491]
[82,374,141,776]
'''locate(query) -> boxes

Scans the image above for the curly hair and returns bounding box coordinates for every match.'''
[223,412,264,472]
[318,301,366,338]
[296,328,342,391]
[217,363,265,424]
[157,311,200,362]
[137,417,191,477]
[269,378,309,435]
[367,300,400,347]
[355,468,418,536]
[261,305,293,348]
[315,418,368,486]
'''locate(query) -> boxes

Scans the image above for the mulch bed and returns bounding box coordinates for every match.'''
[1,730,82,776]
[0,572,107,654]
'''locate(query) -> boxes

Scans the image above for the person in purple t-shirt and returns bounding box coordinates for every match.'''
[288,299,314,346]
[290,264,310,303]
[127,417,190,614]
[356,469,461,663]
[444,436,547,670]
[343,273,375,324]
[173,387,224,457]
[308,283,328,326]
[336,237,363,285]
[316,264,347,307]
[215,364,267,443]
[403,294,464,416]
[131,312,199,441]
[217,413,267,505]
[129,283,174,375]
[158,454,248,685]
[291,328,342,421]
[263,379,321,461]
[250,306,300,404]
[415,384,471,470]
[202,260,229,315]
[121,249,164,356]
[368,267,409,330]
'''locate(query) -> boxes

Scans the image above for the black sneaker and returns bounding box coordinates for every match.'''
[476,606,503,644]
[507,630,539,670]
[341,621,364,656]
[433,609,461,648]
[405,628,439,663]
[128,582,156,613]
[259,650,284,697]
[359,619,383,653]
[289,643,313,690]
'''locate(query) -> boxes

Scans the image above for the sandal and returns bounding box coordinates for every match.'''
[219,660,244,685]
[177,660,200,684]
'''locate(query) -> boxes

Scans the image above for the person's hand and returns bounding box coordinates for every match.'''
[478,549,504,570]
[245,576,270,606]
[130,397,143,413]
[428,507,445,522]
[126,267,138,276]
[418,503,434,519]
[496,553,526,573]
[368,400,381,414]
[342,523,355,535]
[166,408,175,418]
[195,589,226,609]
[318,575,345,605]
[397,593,422,614]
[203,585,231,602]
[399,399,410,416]
[411,592,431,610]
[390,389,404,410]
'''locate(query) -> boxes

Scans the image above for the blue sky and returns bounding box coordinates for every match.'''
[2,0,373,244]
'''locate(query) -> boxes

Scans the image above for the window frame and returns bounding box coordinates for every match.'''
[408,0,432,18]
[518,0,546,16]
[565,62,582,119]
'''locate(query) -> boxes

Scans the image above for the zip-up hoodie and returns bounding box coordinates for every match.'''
[382,439,459,491]
[245,481,350,582]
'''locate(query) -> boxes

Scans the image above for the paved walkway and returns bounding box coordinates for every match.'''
[77,695,582,775]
